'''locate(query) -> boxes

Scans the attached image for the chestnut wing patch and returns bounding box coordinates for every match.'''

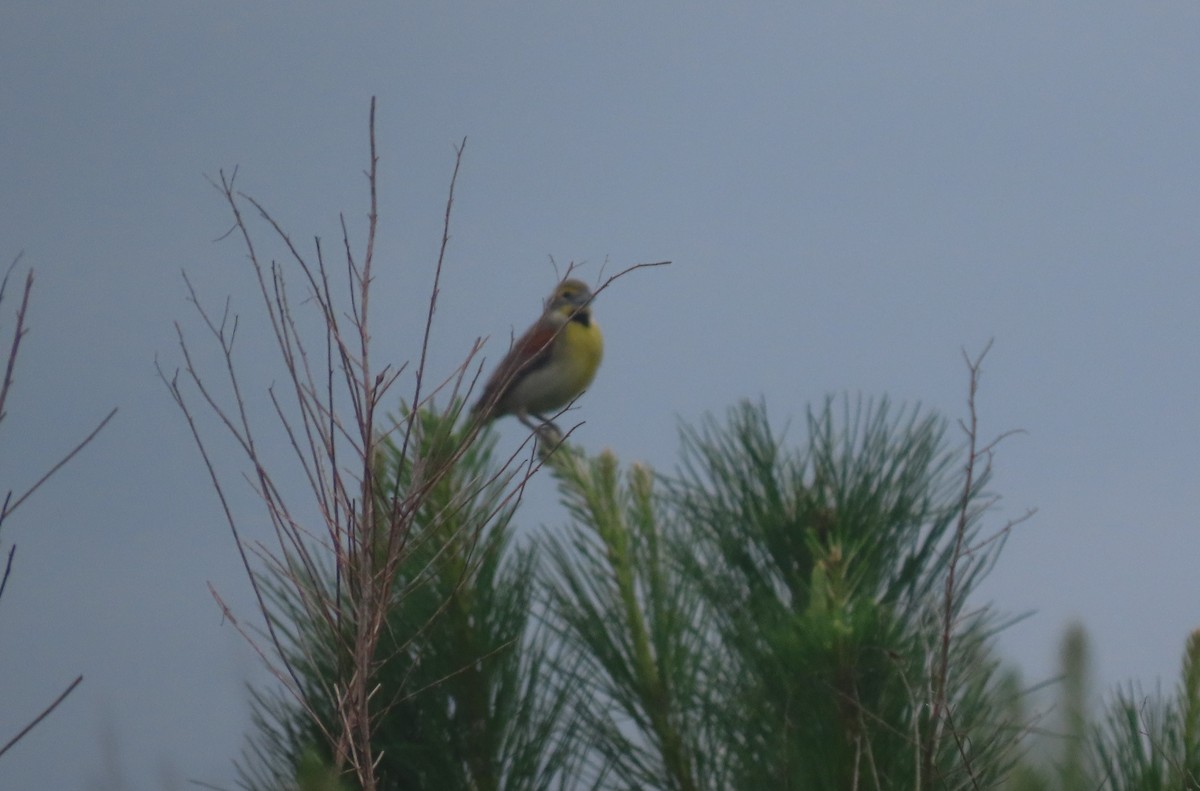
[474,322,558,414]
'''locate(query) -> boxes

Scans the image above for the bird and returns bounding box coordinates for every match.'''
[472,278,603,439]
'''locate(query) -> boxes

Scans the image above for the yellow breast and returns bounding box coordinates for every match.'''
[505,317,603,416]
[560,318,603,394]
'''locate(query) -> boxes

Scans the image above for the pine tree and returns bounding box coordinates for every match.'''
[240,407,577,790]
[541,397,1024,790]
[1092,630,1200,790]
[241,396,1029,790]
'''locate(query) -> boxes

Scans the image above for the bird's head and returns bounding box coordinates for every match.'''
[545,278,595,322]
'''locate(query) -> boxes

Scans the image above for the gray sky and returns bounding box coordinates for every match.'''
[3,2,1199,788]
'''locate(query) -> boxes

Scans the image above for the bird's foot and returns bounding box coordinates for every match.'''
[537,421,564,450]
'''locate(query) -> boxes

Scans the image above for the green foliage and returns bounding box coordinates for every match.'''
[542,398,1021,790]
[1003,624,1093,791]
[542,446,710,791]
[1058,624,1092,791]
[1092,631,1200,790]
[1008,624,1200,791]
[241,397,1029,790]
[240,406,574,791]
[296,748,353,791]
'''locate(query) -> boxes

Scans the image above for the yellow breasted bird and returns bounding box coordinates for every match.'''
[472,278,603,436]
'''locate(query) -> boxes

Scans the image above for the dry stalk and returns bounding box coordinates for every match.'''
[162,98,669,788]
[0,253,114,760]
[920,340,1033,789]
[161,99,446,788]
[919,341,990,789]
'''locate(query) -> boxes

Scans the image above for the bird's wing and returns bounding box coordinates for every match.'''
[473,321,558,416]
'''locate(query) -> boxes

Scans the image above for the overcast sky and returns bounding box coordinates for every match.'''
[3,3,1199,789]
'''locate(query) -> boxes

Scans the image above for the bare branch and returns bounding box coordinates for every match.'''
[0,258,33,426]
[168,96,668,789]
[1,407,118,523]
[0,255,117,764]
[156,356,305,696]
[0,675,83,760]
[922,338,1029,788]
[0,259,117,522]
[591,259,672,301]
[0,542,15,603]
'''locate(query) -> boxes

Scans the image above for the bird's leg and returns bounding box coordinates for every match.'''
[516,411,563,450]
[530,412,562,440]
[516,410,561,435]
[516,411,543,434]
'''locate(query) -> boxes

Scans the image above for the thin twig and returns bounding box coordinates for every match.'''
[923,339,997,788]
[0,675,83,760]
[0,261,33,426]
[591,259,671,300]
[167,98,669,790]
[0,542,15,602]
[157,358,306,696]
[1,407,118,522]
[393,136,466,500]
